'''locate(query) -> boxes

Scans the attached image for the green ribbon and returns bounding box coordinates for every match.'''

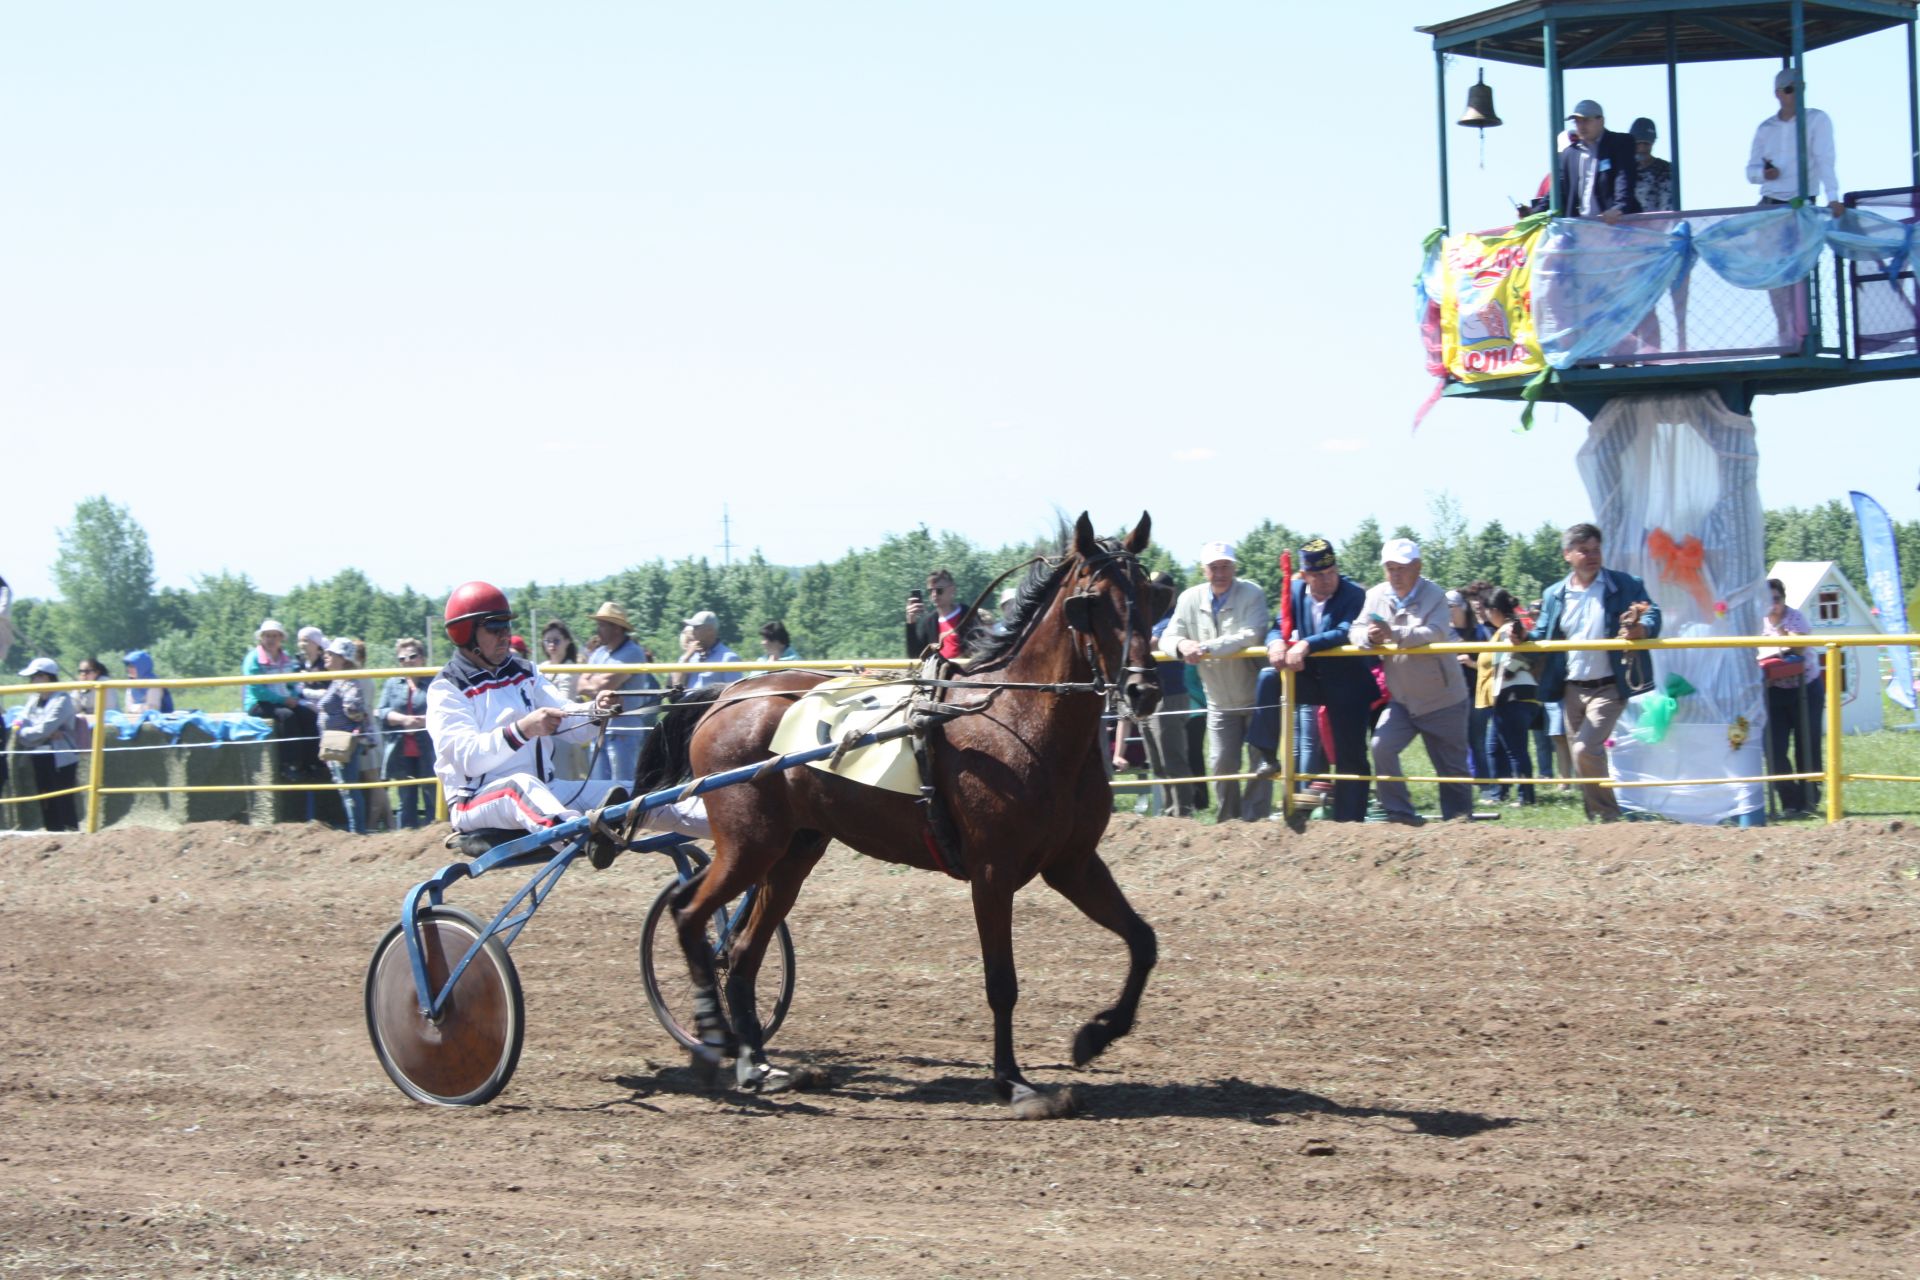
[1621,674,1699,746]
[1518,367,1559,431]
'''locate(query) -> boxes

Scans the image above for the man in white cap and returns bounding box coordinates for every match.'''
[676,609,744,691]
[1350,538,1472,825]
[1748,65,1843,345]
[13,657,82,831]
[1749,66,1842,217]
[1161,541,1272,822]
[575,601,659,787]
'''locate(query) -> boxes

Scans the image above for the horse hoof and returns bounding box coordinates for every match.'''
[690,1043,727,1089]
[736,1058,795,1093]
[1009,1084,1076,1120]
[1071,1023,1109,1067]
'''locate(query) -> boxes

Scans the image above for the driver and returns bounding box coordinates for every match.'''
[427,580,708,849]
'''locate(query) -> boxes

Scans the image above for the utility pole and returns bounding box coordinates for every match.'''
[718,504,737,568]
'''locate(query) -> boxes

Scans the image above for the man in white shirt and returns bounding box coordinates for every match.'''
[1162,541,1271,822]
[1747,67,1843,216]
[1747,66,1843,348]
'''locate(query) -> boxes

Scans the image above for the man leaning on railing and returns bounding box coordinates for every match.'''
[1529,523,1660,824]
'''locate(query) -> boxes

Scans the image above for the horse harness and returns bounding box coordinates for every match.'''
[907,542,1158,881]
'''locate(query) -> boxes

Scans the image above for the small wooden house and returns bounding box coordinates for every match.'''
[1766,561,1887,736]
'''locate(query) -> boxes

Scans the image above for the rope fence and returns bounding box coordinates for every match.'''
[1,634,1913,832]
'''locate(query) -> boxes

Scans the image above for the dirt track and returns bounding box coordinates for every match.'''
[2,815,1916,1278]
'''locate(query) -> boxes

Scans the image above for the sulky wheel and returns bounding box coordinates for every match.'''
[639,874,795,1052]
[365,905,525,1107]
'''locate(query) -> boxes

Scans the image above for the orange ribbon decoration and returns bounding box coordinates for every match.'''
[1645,527,1715,615]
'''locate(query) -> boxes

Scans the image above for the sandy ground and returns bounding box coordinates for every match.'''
[1,814,1916,1279]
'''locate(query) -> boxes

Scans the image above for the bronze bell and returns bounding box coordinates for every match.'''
[1459,70,1501,128]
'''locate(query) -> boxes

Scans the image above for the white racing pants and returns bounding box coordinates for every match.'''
[448,775,710,840]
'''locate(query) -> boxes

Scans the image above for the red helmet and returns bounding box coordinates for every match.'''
[444,581,515,648]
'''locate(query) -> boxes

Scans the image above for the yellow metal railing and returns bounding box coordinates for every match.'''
[1106,632,1912,825]
[0,638,1908,830]
[0,658,915,832]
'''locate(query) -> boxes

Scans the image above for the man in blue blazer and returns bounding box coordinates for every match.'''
[1253,538,1378,823]
[1557,99,1639,222]
[1530,522,1660,822]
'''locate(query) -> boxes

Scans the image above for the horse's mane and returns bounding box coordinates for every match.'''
[962,535,1124,672]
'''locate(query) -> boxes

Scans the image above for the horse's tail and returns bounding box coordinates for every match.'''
[633,685,725,794]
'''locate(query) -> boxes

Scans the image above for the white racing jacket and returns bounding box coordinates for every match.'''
[427,653,601,803]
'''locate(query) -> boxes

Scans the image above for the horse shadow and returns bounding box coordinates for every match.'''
[716,1051,1522,1137]
[1068,1075,1522,1137]
[579,1050,1520,1139]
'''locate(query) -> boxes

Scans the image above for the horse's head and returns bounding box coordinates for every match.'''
[1065,511,1168,721]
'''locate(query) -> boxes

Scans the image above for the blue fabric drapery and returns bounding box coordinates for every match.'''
[104,709,276,742]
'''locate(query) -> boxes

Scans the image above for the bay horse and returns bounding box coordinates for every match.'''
[632,512,1170,1116]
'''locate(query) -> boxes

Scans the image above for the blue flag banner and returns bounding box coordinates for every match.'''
[1850,490,1915,711]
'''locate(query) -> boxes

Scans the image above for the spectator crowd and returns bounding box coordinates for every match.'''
[3,521,1834,834]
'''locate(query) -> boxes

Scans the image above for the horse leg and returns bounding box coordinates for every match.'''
[726,833,828,1092]
[1042,852,1158,1067]
[673,849,772,1075]
[971,880,1074,1118]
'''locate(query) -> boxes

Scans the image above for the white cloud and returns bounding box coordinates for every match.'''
[1173,448,1217,462]
[1319,438,1369,453]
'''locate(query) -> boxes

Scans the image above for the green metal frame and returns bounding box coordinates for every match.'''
[1426,0,1919,414]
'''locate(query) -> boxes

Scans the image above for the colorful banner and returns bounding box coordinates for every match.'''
[1850,490,1915,710]
[1439,222,1546,382]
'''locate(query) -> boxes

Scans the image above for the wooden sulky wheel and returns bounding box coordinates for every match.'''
[639,871,795,1053]
[365,905,524,1106]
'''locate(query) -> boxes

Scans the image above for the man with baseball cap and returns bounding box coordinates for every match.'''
[1259,538,1378,823]
[575,601,661,787]
[1628,117,1674,214]
[1556,99,1638,224]
[1749,66,1843,217]
[1161,540,1272,822]
[1350,538,1473,825]
[13,657,81,831]
[677,609,744,692]
[1749,65,1844,345]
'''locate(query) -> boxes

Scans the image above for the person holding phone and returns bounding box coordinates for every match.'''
[905,568,978,660]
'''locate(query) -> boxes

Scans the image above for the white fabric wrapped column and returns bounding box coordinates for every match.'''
[1577,390,1767,824]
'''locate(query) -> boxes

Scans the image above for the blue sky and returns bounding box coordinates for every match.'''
[4,2,1915,602]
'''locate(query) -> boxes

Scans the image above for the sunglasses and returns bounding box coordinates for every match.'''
[479,616,513,635]
[1779,85,1795,93]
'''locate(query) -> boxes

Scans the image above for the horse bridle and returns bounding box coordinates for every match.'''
[1060,546,1157,709]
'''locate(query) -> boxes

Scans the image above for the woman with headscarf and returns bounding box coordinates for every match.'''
[121,650,175,716]
[308,637,370,835]
[296,625,330,694]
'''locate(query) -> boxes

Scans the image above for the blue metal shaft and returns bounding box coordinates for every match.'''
[399,719,921,1016]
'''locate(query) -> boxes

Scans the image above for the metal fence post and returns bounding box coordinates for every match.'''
[1824,642,1843,823]
[83,680,109,833]
[1280,665,1296,819]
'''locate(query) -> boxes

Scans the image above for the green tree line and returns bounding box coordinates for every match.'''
[8,496,1919,684]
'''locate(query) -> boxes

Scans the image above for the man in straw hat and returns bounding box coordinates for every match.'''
[574,600,660,788]
[1161,540,1272,822]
